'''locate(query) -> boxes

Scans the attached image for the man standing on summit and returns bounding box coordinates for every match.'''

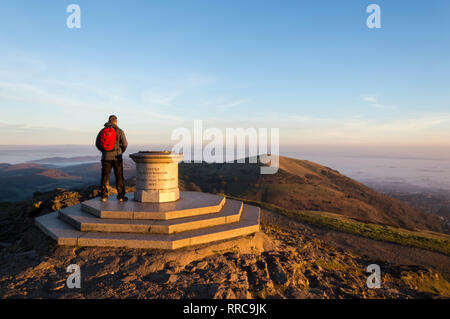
[96,115,128,202]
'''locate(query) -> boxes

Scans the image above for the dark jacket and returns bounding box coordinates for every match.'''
[96,122,128,161]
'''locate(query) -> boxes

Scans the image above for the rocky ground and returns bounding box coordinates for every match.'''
[0,188,449,299]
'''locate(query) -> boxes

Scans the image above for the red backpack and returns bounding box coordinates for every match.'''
[99,127,117,151]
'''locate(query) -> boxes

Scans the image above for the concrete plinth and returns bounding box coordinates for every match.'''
[35,203,260,249]
[129,151,183,203]
[81,191,225,220]
[134,188,180,203]
[35,150,261,250]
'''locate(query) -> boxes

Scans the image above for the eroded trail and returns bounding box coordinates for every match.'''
[1,218,448,298]
[261,209,450,280]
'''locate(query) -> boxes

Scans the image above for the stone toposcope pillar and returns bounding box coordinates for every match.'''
[129,151,184,203]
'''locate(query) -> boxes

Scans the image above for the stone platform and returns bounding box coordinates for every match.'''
[35,191,260,250]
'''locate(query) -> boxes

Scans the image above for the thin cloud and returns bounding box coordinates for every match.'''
[197,112,450,145]
[216,98,249,109]
[140,88,181,106]
[361,96,399,110]
[198,97,249,110]
[362,96,377,103]
[0,80,185,122]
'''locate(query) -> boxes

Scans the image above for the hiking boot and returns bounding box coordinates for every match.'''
[100,197,107,202]
[118,196,128,202]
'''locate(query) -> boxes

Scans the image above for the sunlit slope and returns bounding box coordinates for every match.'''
[179,155,448,234]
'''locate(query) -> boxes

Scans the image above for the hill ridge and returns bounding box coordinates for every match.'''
[179,155,449,234]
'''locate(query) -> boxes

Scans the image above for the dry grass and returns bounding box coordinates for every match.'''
[224,194,450,256]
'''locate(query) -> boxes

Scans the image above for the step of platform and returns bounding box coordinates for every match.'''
[81,191,225,220]
[59,199,243,234]
[35,204,260,249]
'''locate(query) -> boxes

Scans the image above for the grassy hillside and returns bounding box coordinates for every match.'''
[224,194,450,256]
[179,156,448,234]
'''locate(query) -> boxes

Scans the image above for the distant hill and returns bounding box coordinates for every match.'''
[29,156,100,165]
[0,163,85,202]
[37,169,76,179]
[61,159,135,178]
[178,156,448,234]
[0,160,135,202]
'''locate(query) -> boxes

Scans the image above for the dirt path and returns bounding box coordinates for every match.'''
[0,206,448,298]
[261,209,450,280]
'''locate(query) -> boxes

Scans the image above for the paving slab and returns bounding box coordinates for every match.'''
[59,199,243,234]
[34,204,260,250]
[81,191,225,220]
[35,212,79,246]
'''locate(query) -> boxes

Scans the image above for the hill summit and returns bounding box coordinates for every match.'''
[0,155,449,298]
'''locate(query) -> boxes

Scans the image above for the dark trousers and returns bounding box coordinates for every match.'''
[101,159,125,199]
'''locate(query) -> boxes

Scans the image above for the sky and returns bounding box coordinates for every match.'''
[0,0,449,146]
